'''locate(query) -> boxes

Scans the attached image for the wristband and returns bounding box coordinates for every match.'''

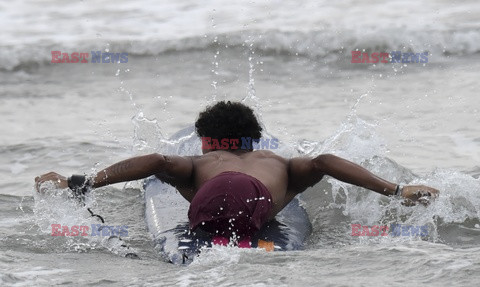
[395,185,403,197]
[67,174,93,199]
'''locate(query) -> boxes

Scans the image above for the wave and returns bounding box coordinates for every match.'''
[298,116,480,247]
[141,115,480,247]
[2,27,480,72]
[135,115,480,247]
[21,113,480,256]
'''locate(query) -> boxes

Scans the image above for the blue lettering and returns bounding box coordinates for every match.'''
[410,225,420,236]
[120,53,128,63]
[270,138,279,149]
[102,226,112,236]
[390,224,402,236]
[410,53,420,63]
[108,226,121,236]
[402,225,411,236]
[240,137,251,150]
[91,51,102,63]
[252,139,261,149]
[91,224,102,236]
[420,52,428,63]
[102,53,111,63]
[390,51,402,63]
[110,53,120,63]
[260,138,270,149]
[119,225,129,237]
[401,53,411,63]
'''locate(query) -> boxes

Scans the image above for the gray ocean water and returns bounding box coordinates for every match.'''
[1,0,480,286]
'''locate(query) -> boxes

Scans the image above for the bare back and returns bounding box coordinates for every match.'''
[157,150,299,219]
[195,150,289,216]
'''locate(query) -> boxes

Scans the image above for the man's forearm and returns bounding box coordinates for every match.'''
[92,153,167,188]
[313,154,397,196]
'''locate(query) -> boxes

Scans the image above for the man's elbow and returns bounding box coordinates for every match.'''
[151,153,169,169]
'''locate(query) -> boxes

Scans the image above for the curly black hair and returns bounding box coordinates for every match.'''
[195,101,262,144]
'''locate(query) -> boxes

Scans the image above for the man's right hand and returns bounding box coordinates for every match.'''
[35,172,68,193]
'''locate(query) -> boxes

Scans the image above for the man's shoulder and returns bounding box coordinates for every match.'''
[191,150,287,162]
[249,149,286,160]
[251,149,276,156]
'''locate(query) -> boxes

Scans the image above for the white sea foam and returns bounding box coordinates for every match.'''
[1,0,480,70]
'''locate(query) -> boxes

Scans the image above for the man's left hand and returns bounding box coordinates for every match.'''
[401,185,439,206]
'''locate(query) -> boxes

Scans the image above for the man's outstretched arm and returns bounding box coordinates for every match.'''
[91,154,170,187]
[288,154,439,204]
[35,154,192,191]
[313,154,397,196]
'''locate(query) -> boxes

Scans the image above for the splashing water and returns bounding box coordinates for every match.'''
[131,111,164,153]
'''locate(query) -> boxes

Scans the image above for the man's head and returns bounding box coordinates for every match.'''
[195,101,262,153]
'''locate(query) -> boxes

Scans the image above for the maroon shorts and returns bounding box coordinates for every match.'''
[188,171,273,239]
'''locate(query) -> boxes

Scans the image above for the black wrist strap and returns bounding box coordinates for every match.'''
[395,185,403,196]
[67,174,92,199]
[67,175,106,224]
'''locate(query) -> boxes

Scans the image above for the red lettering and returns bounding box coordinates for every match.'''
[230,139,239,150]
[211,139,220,150]
[61,53,70,63]
[361,53,369,64]
[370,53,379,64]
[201,137,212,149]
[51,51,61,63]
[79,225,89,236]
[220,138,229,149]
[351,51,361,63]
[360,226,371,236]
[71,225,79,236]
[371,225,379,236]
[79,53,89,63]
[379,53,389,63]
[71,52,79,63]
[61,225,70,236]
[51,224,61,236]
[351,224,361,236]
[380,225,389,236]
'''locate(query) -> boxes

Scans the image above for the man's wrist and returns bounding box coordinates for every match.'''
[394,185,404,197]
[67,174,93,199]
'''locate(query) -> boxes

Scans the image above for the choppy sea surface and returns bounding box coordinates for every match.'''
[1,0,479,286]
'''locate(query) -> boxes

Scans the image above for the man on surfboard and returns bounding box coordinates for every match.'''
[35,101,439,244]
